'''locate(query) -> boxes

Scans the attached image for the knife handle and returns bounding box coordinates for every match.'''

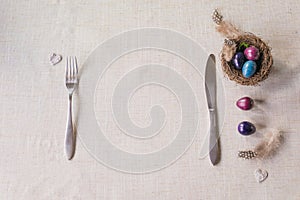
[209,109,220,165]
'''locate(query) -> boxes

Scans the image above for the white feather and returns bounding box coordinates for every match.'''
[254,130,283,159]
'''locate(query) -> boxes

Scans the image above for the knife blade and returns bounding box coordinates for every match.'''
[204,54,220,165]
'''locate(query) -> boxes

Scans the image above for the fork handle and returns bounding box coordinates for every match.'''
[65,94,75,160]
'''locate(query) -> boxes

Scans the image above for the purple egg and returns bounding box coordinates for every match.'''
[231,52,245,70]
[244,46,260,60]
[236,97,254,111]
[238,121,256,136]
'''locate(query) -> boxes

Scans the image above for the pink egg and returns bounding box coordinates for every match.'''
[244,46,260,60]
[236,96,254,110]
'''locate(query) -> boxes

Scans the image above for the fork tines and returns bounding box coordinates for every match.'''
[65,56,78,82]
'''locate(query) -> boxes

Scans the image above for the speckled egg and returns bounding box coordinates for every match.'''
[244,46,260,60]
[242,61,257,78]
[231,52,245,70]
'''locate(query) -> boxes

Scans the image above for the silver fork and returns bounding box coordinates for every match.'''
[65,56,78,160]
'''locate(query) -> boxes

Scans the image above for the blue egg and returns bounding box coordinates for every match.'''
[232,52,245,70]
[242,61,257,78]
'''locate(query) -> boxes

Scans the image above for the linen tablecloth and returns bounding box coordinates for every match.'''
[0,0,300,199]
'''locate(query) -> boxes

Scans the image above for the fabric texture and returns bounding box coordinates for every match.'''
[0,0,300,199]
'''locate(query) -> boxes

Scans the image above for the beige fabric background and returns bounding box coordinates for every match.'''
[1,0,300,199]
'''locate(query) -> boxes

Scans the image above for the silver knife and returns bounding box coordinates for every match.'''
[204,54,220,165]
